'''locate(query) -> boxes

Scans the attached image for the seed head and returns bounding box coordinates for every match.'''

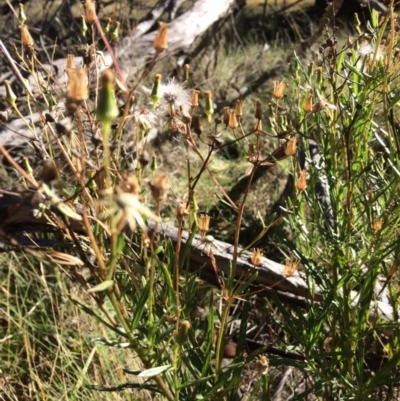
[119,171,140,195]
[175,199,189,222]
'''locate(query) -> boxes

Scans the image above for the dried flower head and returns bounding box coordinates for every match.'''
[204,91,214,123]
[149,175,168,203]
[153,22,168,53]
[254,119,262,137]
[175,199,189,221]
[247,143,260,163]
[372,217,383,234]
[235,99,243,117]
[119,171,140,195]
[191,115,203,136]
[20,24,34,49]
[41,160,59,184]
[251,248,263,266]
[191,89,200,108]
[198,214,211,236]
[285,137,297,156]
[228,109,238,130]
[312,97,337,113]
[66,67,88,113]
[100,187,161,232]
[132,107,156,131]
[255,355,269,375]
[66,54,75,69]
[303,93,313,113]
[84,0,97,25]
[174,320,191,345]
[179,105,192,124]
[296,170,308,191]
[254,100,263,120]
[283,257,300,278]
[273,80,286,99]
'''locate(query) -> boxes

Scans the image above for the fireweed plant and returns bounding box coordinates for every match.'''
[1,0,400,399]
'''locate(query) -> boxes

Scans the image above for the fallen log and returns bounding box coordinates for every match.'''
[0,187,396,336]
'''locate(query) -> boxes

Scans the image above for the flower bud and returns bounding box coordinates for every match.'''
[151,74,162,110]
[4,80,17,107]
[80,15,88,37]
[96,69,119,124]
[104,18,112,33]
[18,3,26,25]
[111,21,120,41]
[183,64,190,81]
